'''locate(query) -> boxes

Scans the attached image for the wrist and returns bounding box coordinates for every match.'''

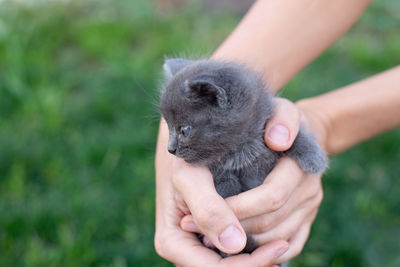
[296,98,333,155]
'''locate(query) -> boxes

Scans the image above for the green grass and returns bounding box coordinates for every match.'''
[0,0,399,266]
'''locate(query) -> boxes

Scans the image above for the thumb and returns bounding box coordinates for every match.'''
[265,98,301,151]
[172,159,247,254]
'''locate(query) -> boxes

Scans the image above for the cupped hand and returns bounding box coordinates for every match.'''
[154,119,289,267]
[179,98,328,263]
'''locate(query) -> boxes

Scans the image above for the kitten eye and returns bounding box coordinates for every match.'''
[180,125,192,137]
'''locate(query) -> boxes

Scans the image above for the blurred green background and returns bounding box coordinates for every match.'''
[0,0,399,266]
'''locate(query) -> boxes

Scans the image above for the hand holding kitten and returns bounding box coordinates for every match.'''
[155,117,290,267]
[155,96,327,265]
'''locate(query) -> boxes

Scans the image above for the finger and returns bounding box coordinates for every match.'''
[220,240,289,267]
[172,159,247,254]
[156,226,289,267]
[241,172,322,235]
[226,158,303,220]
[265,98,300,151]
[250,208,312,245]
[182,169,322,234]
[155,228,222,266]
[276,223,312,263]
[240,203,289,236]
[181,215,201,233]
[175,192,191,215]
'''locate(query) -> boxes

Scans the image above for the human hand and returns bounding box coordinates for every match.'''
[180,98,328,263]
[154,119,289,267]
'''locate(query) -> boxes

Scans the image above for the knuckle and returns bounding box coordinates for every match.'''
[307,181,323,210]
[276,97,293,107]
[195,204,220,228]
[305,177,322,200]
[228,195,244,217]
[253,217,271,233]
[267,189,287,211]
[308,186,319,201]
[276,98,300,118]
[315,190,324,206]
[291,243,305,258]
[252,212,282,234]
[313,177,323,193]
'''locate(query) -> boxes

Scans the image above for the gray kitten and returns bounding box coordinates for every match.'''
[159,58,327,255]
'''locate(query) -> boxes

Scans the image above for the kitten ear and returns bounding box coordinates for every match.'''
[185,78,228,107]
[163,58,192,79]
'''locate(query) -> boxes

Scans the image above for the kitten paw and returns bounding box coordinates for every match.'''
[295,147,328,174]
[286,128,328,174]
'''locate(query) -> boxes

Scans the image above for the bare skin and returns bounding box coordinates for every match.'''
[154,0,400,266]
[213,0,372,92]
[297,66,400,155]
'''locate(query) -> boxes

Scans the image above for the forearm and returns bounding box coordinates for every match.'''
[298,66,400,155]
[212,0,372,93]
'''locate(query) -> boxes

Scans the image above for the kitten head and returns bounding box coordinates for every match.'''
[160,58,274,165]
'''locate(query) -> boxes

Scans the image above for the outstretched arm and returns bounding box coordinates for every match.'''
[213,0,372,92]
[298,65,400,155]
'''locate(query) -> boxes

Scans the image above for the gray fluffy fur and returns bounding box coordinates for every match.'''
[159,58,328,254]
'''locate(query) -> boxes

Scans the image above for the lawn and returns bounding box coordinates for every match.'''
[0,0,399,266]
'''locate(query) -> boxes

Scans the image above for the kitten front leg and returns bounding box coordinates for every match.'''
[285,128,328,174]
[213,171,242,199]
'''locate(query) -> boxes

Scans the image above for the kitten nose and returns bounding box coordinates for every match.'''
[168,147,177,155]
[168,136,177,155]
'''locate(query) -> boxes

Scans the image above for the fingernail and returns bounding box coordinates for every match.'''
[274,244,289,259]
[268,124,289,146]
[183,221,199,232]
[219,225,246,251]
